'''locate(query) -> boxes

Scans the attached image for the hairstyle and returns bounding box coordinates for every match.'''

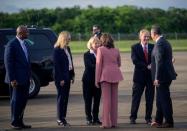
[92,24,100,30]
[54,31,70,48]
[100,33,114,48]
[139,29,150,39]
[16,25,28,36]
[151,25,162,35]
[87,36,100,50]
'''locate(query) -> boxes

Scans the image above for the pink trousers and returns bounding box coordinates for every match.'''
[101,82,118,128]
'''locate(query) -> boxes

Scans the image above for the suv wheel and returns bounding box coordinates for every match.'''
[29,72,40,98]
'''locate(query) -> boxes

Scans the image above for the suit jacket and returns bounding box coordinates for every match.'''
[95,46,123,84]
[131,43,154,83]
[4,37,31,85]
[82,51,96,83]
[151,37,177,83]
[53,46,75,83]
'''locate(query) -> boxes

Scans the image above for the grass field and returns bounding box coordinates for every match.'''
[70,39,187,53]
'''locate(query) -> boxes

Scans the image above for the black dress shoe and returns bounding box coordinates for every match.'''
[11,125,22,130]
[21,124,32,129]
[57,119,70,127]
[93,120,102,125]
[157,123,174,128]
[130,119,136,124]
[86,120,93,125]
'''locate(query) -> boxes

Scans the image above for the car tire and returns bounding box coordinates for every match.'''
[29,72,40,98]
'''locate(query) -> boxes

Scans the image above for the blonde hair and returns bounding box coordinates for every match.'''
[139,29,150,39]
[54,31,71,48]
[87,36,100,50]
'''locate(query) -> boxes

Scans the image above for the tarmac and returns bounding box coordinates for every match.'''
[0,52,187,131]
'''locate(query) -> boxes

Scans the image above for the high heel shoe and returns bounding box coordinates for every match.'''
[57,119,70,127]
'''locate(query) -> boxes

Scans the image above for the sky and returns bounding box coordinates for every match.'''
[0,0,187,13]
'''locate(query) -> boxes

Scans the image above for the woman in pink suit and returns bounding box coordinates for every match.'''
[95,33,123,128]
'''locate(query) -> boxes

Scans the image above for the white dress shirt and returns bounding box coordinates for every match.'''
[16,36,28,61]
[64,47,73,71]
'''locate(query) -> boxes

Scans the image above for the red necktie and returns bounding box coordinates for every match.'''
[143,45,148,63]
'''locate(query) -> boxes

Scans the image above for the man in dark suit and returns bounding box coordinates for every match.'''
[130,29,154,124]
[150,25,177,128]
[92,25,102,39]
[4,25,32,129]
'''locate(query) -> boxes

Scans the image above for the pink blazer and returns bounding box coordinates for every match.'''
[95,46,123,85]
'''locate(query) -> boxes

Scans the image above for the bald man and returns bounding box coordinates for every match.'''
[4,25,32,129]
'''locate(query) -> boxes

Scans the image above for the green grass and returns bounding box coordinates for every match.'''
[70,39,187,54]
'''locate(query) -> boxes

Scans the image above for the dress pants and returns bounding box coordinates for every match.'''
[130,81,154,121]
[82,80,101,121]
[101,82,118,127]
[155,81,174,124]
[9,83,29,126]
[55,80,71,121]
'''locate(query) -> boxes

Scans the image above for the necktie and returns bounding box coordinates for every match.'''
[143,45,148,63]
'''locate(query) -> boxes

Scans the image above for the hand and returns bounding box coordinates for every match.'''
[71,78,74,84]
[95,83,100,88]
[60,80,65,87]
[147,64,151,70]
[11,80,18,88]
[30,78,33,84]
[172,57,175,63]
[153,80,160,87]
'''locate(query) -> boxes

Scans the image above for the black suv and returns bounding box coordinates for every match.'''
[0,27,57,98]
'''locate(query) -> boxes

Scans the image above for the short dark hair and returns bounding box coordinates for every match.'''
[93,24,100,29]
[151,25,162,35]
[100,33,114,48]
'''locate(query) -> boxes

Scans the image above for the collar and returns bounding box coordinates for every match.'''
[90,49,96,57]
[140,43,148,49]
[16,36,24,44]
[156,35,163,43]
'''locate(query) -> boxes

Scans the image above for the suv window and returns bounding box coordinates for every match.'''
[0,33,54,61]
[0,33,8,60]
[29,34,54,61]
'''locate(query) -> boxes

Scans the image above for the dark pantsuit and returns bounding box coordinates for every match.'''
[155,81,173,124]
[130,81,154,120]
[9,83,29,126]
[55,80,71,120]
[82,80,101,121]
[53,46,75,123]
[82,50,101,122]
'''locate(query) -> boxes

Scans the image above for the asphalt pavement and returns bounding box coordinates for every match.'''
[0,52,187,131]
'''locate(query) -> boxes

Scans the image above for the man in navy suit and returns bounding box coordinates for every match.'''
[4,25,31,129]
[130,29,154,124]
[150,25,177,128]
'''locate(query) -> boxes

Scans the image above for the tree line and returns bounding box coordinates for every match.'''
[0,5,187,34]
